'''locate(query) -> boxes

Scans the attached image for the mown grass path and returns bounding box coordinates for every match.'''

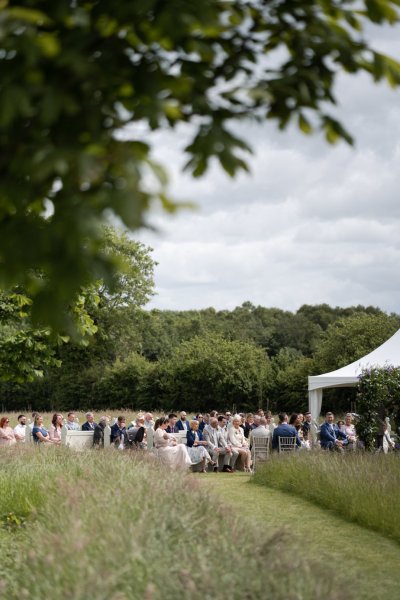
[202,474,400,600]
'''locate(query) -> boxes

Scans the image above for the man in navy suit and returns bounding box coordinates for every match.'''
[110,416,127,445]
[166,413,179,434]
[176,411,190,431]
[82,412,97,431]
[320,412,348,451]
[272,413,301,450]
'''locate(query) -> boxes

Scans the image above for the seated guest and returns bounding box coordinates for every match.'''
[217,414,230,442]
[110,416,127,446]
[289,413,304,440]
[243,413,255,438]
[32,414,55,444]
[126,415,146,448]
[341,413,362,449]
[154,417,192,469]
[176,411,190,431]
[320,412,348,451]
[228,415,252,472]
[249,416,270,459]
[186,420,215,473]
[93,416,109,448]
[249,417,270,446]
[66,412,79,430]
[272,413,301,450]
[297,413,305,433]
[195,413,206,432]
[14,414,27,442]
[203,417,238,472]
[143,412,154,429]
[225,411,232,425]
[166,413,178,434]
[340,414,356,441]
[49,413,63,444]
[82,412,97,431]
[0,417,17,447]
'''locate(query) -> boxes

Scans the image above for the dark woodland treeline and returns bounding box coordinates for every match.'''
[2,301,399,414]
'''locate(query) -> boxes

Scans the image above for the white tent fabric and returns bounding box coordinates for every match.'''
[308,328,400,419]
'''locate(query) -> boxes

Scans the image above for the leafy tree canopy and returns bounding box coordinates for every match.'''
[1,0,400,326]
[313,312,400,373]
[0,226,154,380]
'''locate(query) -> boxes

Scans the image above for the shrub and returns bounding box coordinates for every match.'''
[357,366,400,450]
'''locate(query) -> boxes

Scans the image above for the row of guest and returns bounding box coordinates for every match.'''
[153,415,252,472]
[269,411,354,452]
[0,414,64,446]
[0,409,366,454]
[0,409,332,449]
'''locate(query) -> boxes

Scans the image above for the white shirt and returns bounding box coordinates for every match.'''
[14,423,26,441]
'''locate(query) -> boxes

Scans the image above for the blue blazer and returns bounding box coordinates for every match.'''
[110,423,126,443]
[82,421,97,431]
[272,423,301,450]
[320,423,348,449]
[187,429,205,448]
[176,419,190,431]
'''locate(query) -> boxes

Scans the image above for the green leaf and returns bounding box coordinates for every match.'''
[298,113,313,134]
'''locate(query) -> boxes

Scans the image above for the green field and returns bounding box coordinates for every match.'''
[203,469,400,600]
[0,447,339,600]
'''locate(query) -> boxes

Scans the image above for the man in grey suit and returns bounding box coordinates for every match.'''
[204,417,238,472]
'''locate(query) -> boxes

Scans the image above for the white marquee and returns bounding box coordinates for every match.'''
[308,328,400,419]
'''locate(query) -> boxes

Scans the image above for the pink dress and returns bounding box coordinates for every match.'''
[0,426,17,447]
[49,424,62,443]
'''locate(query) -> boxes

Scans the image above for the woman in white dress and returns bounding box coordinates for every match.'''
[154,417,192,470]
[228,415,252,471]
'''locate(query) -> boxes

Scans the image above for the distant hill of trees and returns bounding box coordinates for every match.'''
[2,295,399,414]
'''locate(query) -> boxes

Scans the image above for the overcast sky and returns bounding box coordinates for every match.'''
[136,25,400,314]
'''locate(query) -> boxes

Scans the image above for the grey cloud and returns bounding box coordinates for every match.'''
[135,33,400,314]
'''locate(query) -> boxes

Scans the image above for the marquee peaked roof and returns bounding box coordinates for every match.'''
[308,328,400,391]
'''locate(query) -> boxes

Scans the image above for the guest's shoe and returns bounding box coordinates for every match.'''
[222,465,233,473]
[213,466,219,472]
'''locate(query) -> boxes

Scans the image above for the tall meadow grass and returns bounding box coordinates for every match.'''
[253,452,400,543]
[0,447,345,600]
